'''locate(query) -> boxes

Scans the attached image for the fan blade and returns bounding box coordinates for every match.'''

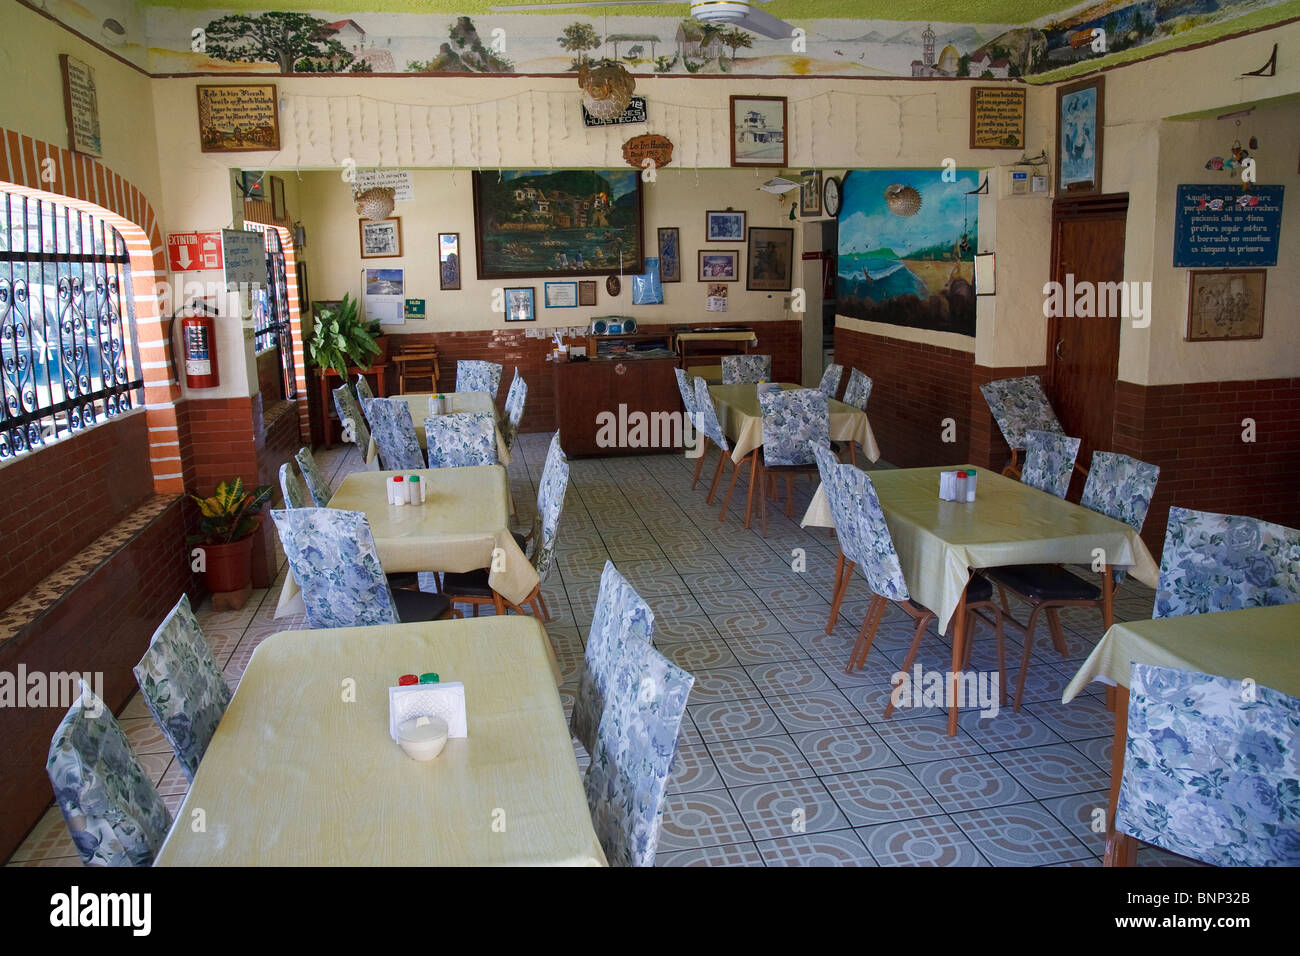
[738,7,797,40]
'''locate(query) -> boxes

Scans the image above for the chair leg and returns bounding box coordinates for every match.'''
[884,612,933,718]
[746,458,762,531]
[691,437,709,489]
[759,468,769,537]
[994,613,1007,706]
[845,594,886,673]
[1013,604,1046,711]
[848,443,857,466]
[1045,607,1069,656]
[784,474,795,518]
[996,582,1012,617]
[706,450,728,504]
[535,589,552,623]
[825,552,848,634]
[718,453,746,522]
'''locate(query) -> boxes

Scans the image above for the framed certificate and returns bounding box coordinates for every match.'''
[544,282,579,308]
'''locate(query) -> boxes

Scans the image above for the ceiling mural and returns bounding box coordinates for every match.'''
[29,0,1296,79]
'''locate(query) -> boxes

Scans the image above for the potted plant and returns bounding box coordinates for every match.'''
[190,477,273,605]
[308,292,385,379]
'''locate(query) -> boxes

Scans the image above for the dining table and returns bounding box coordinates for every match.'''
[365,391,510,466]
[1062,602,1300,865]
[802,464,1160,735]
[274,464,534,618]
[708,383,880,465]
[154,615,606,866]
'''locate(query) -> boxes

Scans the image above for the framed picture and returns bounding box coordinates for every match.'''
[545,282,579,308]
[1185,269,1266,342]
[472,169,643,279]
[746,226,794,292]
[504,287,536,323]
[295,262,310,315]
[578,280,597,306]
[59,55,101,158]
[799,170,822,217]
[270,176,286,220]
[706,210,746,242]
[438,233,461,290]
[196,84,280,153]
[359,217,402,259]
[657,227,681,282]
[970,87,1027,150]
[240,170,266,200]
[698,250,739,282]
[730,95,787,168]
[1057,77,1104,196]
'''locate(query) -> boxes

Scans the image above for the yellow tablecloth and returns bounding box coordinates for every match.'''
[708,383,880,465]
[1062,603,1300,703]
[365,391,510,466]
[801,465,1159,634]
[675,331,759,345]
[155,616,605,866]
[275,465,536,617]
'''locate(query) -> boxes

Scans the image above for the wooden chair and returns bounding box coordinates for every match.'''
[393,344,440,393]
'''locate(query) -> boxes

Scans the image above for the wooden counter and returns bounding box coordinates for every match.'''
[553,356,685,457]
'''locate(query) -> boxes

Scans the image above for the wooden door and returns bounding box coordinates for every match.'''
[1048,194,1128,468]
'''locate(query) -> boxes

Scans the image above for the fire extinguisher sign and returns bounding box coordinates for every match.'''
[168,231,224,272]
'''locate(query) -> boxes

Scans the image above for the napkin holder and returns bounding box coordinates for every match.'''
[389,682,467,740]
[428,395,447,416]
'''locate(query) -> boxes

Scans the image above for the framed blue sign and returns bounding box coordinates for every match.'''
[1173,185,1284,268]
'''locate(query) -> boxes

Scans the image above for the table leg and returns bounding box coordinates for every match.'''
[320,377,334,449]
[1101,564,1115,630]
[948,582,969,737]
[1103,685,1138,866]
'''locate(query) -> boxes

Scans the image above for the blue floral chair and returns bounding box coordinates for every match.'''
[456,360,503,399]
[47,681,172,866]
[584,638,694,867]
[746,388,828,535]
[364,397,426,471]
[841,367,873,412]
[571,561,656,755]
[979,375,1065,477]
[500,369,528,452]
[1021,428,1082,499]
[271,508,451,628]
[295,446,332,507]
[424,412,499,468]
[691,376,735,507]
[1111,663,1300,866]
[1154,507,1300,619]
[817,363,843,400]
[354,374,375,407]
[132,594,232,783]
[332,382,371,458]
[986,450,1161,711]
[279,461,308,509]
[721,354,772,385]
[673,368,697,418]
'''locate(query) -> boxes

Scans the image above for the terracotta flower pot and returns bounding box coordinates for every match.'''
[201,532,256,593]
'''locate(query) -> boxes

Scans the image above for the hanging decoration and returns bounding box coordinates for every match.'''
[884,183,922,217]
[579,60,636,122]
[354,186,396,220]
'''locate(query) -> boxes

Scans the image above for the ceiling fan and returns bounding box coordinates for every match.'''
[487,1,797,41]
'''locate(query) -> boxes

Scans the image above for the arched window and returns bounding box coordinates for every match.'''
[0,191,143,459]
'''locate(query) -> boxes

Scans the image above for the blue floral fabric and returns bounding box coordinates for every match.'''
[1021,429,1081,499]
[424,412,499,468]
[1080,451,1160,532]
[571,560,656,755]
[673,368,697,417]
[354,375,375,406]
[133,594,232,783]
[1116,663,1300,866]
[332,383,371,454]
[456,360,503,399]
[532,450,569,584]
[365,398,425,471]
[817,363,843,399]
[584,638,694,867]
[692,376,728,451]
[759,388,829,466]
[980,375,1064,451]
[1154,507,1300,619]
[721,354,772,385]
[47,682,172,866]
[279,462,308,509]
[812,444,910,602]
[271,508,400,628]
[842,368,873,412]
[295,446,332,507]
[500,370,528,451]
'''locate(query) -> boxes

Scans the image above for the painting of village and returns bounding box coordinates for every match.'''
[28,0,1294,79]
[471,169,643,280]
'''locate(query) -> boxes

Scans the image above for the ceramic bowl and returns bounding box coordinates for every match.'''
[397,715,449,761]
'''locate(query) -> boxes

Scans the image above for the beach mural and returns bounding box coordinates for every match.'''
[836,169,980,337]
[24,1,1294,78]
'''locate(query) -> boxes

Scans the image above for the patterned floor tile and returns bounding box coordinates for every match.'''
[668,743,726,794]
[653,616,722,645]
[751,583,830,610]
[992,742,1111,798]
[655,842,765,867]
[685,666,762,704]
[822,767,943,826]
[871,715,985,763]
[766,690,866,734]
[726,631,814,666]
[957,708,1063,752]
[6,808,80,863]
[858,816,987,866]
[950,803,1093,866]
[689,698,784,742]
[756,829,878,867]
[730,777,849,841]
[745,658,836,697]
[707,735,817,788]
[1070,735,1114,771]
[912,754,1033,813]
[659,639,740,671]
[1040,790,1110,858]
[692,589,773,617]
[1024,695,1117,741]
[658,790,753,852]
[793,725,901,776]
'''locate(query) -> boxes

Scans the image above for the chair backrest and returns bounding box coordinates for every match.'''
[1079,451,1160,532]
[279,461,308,509]
[1154,507,1300,619]
[133,594,232,782]
[501,370,528,450]
[817,363,843,399]
[721,353,772,384]
[812,443,910,602]
[1021,429,1082,499]
[842,367,873,411]
[332,382,371,454]
[584,639,694,867]
[295,446,331,507]
[365,397,425,471]
[691,376,728,451]
[1116,662,1300,866]
[758,387,829,466]
[354,375,375,406]
[542,431,564,484]
[980,375,1063,451]
[456,360,503,398]
[271,508,400,628]
[673,367,697,417]
[424,412,499,468]
[571,561,656,754]
[47,681,171,866]
[532,450,569,584]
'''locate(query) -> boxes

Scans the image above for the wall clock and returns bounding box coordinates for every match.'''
[823,176,842,218]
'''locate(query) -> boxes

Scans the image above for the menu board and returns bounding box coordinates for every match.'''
[970,87,1026,150]
[1172,184,1284,268]
[59,55,102,158]
[197,85,280,153]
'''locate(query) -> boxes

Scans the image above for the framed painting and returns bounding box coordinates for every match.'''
[196,84,280,153]
[359,218,402,259]
[270,175,286,220]
[698,250,739,282]
[438,233,461,290]
[657,227,681,282]
[746,227,794,292]
[730,95,787,168]
[1057,77,1104,196]
[59,55,101,158]
[1186,269,1266,341]
[578,280,597,305]
[472,169,643,279]
[706,210,745,242]
[970,87,1027,150]
[799,170,822,217]
[504,287,536,322]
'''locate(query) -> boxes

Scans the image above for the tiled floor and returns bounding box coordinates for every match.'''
[8,432,1202,867]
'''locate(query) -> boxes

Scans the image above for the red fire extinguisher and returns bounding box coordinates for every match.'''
[181,310,219,389]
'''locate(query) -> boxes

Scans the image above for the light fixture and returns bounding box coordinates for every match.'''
[579,60,635,121]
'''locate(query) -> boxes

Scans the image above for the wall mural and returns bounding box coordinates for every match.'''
[28,0,1294,79]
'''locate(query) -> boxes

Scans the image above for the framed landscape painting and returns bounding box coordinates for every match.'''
[472,169,644,280]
